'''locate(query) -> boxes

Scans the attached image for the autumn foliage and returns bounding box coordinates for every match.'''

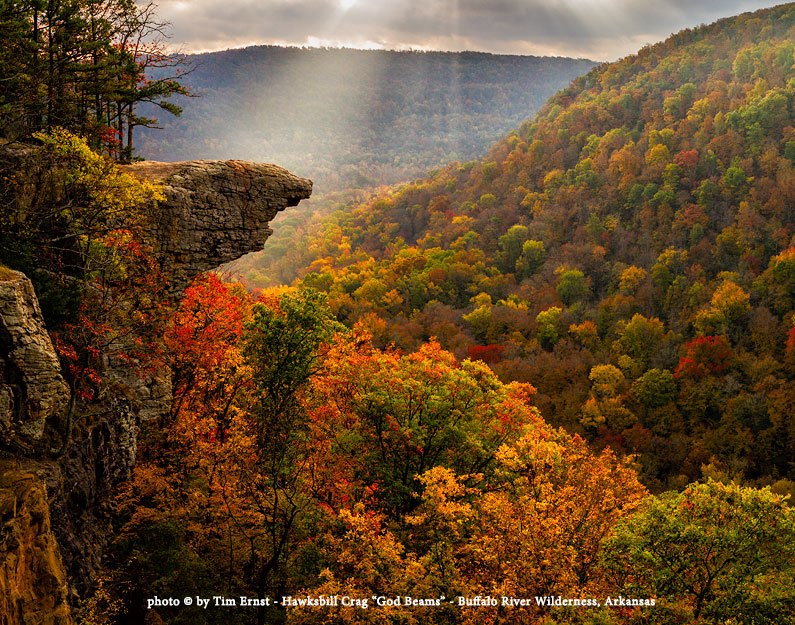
[50,3,795,623]
[214,4,795,491]
[673,335,734,379]
[105,270,795,625]
[104,276,654,624]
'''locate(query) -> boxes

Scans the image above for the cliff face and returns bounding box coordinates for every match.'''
[0,269,134,625]
[0,462,73,625]
[124,159,312,291]
[0,156,312,622]
[0,269,69,454]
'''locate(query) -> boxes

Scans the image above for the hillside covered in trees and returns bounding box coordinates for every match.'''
[261,4,795,493]
[100,5,794,625]
[1,3,794,625]
[137,47,596,190]
[139,46,596,287]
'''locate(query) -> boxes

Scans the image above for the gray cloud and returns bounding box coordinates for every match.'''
[156,0,782,60]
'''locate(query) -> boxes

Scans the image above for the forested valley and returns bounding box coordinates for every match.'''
[136,46,595,285]
[137,46,596,189]
[269,5,795,496]
[0,2,794,625]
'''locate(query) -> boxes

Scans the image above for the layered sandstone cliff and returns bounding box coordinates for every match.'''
[0,155,312,624]
[0,268,69,454]
[0,462,73,625]
[124,159,312,291]
[0,267,137,625]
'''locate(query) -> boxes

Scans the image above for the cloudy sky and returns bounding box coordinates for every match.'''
[157,0,784,61]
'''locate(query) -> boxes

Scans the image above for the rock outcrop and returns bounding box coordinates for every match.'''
[124,159,312,291]
[47,402,138,596]
[0,270,138,605]
[0,153,312,622]
[0,461,73,625]
[0,268,69,453]
[2,144,312,295]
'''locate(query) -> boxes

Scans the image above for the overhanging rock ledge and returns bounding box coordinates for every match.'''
[123,159,313,292]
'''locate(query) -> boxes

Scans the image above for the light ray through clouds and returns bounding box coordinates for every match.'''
[155,0,782,60]
[444,0,465,156]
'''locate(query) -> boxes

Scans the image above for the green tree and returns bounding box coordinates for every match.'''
[631,368,676,408]
[516,239,546,278]
[0,0,186,159]
[536,306,562,350]
[244,287,342,448]
[603,480,795,624]
[556,268,590,306]
[242,287,343,623]
[617,314,667,372]
[498,224,529,272]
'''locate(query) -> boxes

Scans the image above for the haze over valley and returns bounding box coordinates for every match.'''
[136,46,596,285]
[139,47,596,190]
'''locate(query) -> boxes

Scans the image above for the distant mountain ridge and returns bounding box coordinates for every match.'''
[137,46,596,191]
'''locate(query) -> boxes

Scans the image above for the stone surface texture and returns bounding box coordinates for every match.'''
[124,159,312,291]
[0,269,69,452]
[0,462,74,625]
[47,402,138,595]
[0,271,136,604]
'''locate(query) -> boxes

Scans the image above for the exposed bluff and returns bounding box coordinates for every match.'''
[0,268,69,453]
[1,144,312,294]
[123,159,312,291]
[0,269,137,617]
[0,462,73,625]
[1,153,312,621]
